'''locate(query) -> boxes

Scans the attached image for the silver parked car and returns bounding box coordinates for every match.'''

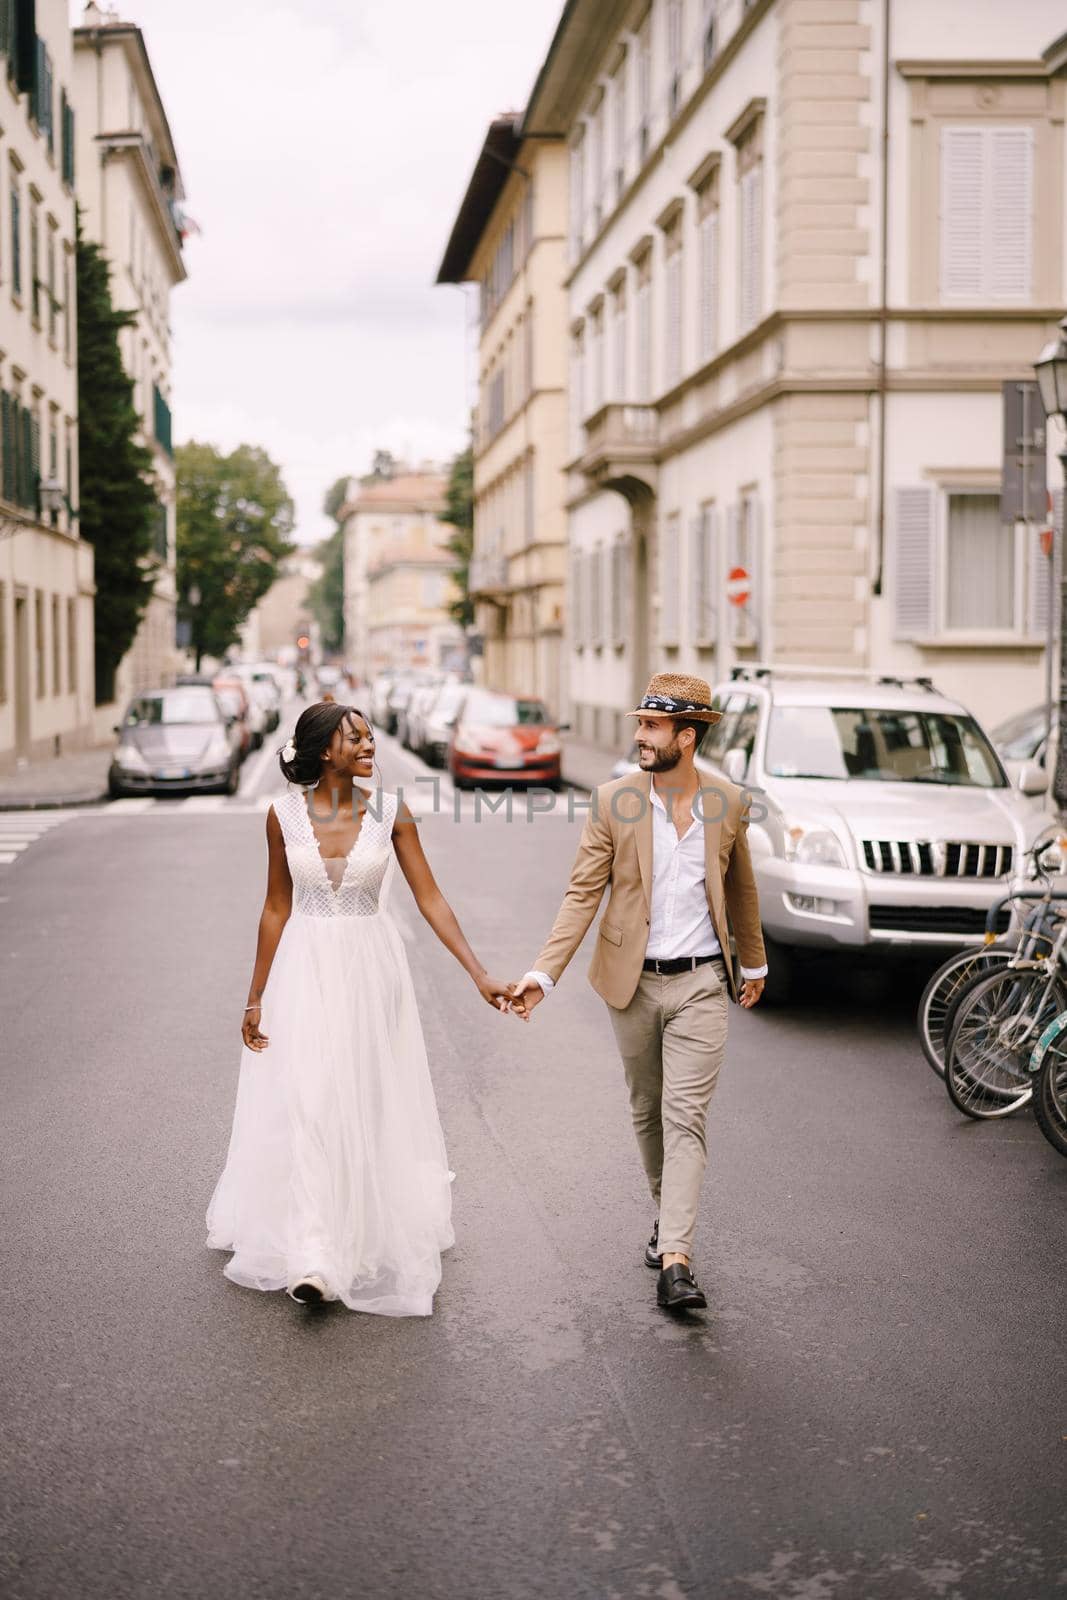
[617,668,1061,996]
[109,686,242,798]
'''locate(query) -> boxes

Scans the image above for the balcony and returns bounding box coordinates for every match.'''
[579,404,659,499]
[468,554,510,597]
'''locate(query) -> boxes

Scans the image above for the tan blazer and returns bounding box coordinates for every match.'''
[532,769,765,1009]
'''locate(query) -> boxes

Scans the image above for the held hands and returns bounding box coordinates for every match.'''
[474,971,545,1020]
[475,972,517,1013]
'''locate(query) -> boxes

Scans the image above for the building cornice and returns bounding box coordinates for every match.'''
[724,95,766,148]
[98,135,187,282]
[896,59,1048,80]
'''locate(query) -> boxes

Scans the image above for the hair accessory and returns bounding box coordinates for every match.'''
[281,738,296,762]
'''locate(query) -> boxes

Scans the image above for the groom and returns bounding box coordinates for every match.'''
[509,673,767,1312]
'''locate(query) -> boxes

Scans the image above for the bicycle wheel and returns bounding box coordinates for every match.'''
[944,967,1066,1120]
[917,947,1012,1076]
[1031,1031,1067,1159]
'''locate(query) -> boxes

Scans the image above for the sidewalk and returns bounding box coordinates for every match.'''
[0,745,112,810]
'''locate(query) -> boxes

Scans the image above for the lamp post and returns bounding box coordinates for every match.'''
[1035,316,1067,811]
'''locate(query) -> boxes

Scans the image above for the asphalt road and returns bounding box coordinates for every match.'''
[1,729,1065,1600]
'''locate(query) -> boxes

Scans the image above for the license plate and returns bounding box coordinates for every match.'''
[494,755,525,768]
[155,767,191,779]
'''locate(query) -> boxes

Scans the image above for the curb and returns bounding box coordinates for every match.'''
[0,790,109,812]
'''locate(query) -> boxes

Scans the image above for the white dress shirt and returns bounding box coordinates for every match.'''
[525,780,768,995]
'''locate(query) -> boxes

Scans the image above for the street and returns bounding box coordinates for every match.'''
[1,723,1065,1600]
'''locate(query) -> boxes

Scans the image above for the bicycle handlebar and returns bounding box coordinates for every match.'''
[983,887,1067,939]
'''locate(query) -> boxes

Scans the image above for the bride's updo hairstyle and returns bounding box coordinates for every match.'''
[278,701,370,787]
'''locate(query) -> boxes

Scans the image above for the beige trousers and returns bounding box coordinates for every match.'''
[606,959,729,1259]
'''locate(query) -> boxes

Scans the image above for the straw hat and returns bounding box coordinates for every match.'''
[625,671,722,723]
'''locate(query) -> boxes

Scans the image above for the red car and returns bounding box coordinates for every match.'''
[447,690,568,789]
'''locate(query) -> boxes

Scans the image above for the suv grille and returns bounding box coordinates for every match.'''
[860,840,1013,879]
[870,905,1012,936]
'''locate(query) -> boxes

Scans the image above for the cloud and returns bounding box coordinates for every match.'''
[70,0,561,541]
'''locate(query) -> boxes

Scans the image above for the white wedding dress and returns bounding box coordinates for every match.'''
[205,785,455,1316]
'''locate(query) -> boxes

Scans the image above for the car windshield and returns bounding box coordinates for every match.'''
[461,693,547,726]
[991,707,1047,760]
[765,705,1006,787]
[125,692,220,726]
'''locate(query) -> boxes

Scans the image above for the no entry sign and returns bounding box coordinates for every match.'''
[726,566,750,607]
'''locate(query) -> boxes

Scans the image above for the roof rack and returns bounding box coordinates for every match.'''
[728,663,939,693]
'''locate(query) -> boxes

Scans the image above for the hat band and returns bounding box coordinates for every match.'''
[639,694,714,714]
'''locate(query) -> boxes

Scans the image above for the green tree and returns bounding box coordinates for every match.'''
[439,443,474,630]
[75,216,160,705]
[306,474,349,655]
[176,442,296,670]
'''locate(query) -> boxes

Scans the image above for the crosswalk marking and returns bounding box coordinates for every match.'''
[0,810,76,870]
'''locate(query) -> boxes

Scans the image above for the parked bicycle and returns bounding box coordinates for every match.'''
[1026,1007,1067,1159]
[916,834,1067,1076]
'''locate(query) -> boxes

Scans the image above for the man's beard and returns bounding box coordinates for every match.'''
[640,741,682,772]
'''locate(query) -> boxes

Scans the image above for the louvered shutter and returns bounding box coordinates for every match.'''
[893,487,935,639]
[700,210,718,361]
[695,506,719,646]
[610,537,629,647]
[570,546,583,649]
[28,410,39,511]
[1,393,14,502]
[660,514,680,645]
[666,248,682,389]
[1028,489,1061,638]
[940,128,984,302]
[989,126,1033,300]
[739,167,762,332]
[743,498,762,649]
[590,547,602,647]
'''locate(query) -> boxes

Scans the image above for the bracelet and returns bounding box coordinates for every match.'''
[244,1002,261,1011]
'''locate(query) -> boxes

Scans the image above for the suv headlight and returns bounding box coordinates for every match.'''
[785,826,847,868]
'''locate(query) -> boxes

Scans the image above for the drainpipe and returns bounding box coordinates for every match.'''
[871,0,892,601]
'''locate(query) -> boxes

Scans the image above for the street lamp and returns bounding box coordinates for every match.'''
[1035,314,1067,811]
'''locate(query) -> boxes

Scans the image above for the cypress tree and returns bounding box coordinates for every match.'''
[75,212,159,705]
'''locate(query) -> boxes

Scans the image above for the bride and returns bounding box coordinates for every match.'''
[205,699,513,1316]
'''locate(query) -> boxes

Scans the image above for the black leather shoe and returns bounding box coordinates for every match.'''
[656,1263,707,1311]
[644,1219,662,1270]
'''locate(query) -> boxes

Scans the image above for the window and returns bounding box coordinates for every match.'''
[51,593,60,694]
[765,706,1004,788]
[695,165,720,361]
[635,250,652,402]
[636,14,652,163]
[667,0,683,119]
[571,545,584,650]
[702,0,718,70]
[34,589,45,697]
[524,452,535,545]
[945,492,1014,631]
[664,218,683,390]
[46,220,56,341]
[738,161,762,332]
[569,134,585,261]
[62,245,72,359]
[29,198,40,321]
[61,91,75,186]
[588,300,604,415]
[590,545,603,646]
[660,510,681,645]
[611,51,627,201]
[67,598,76,692]
[485,369,505,441]
[690,504,718,646]
[611,276,627,399]
[939,125,1033,304]
[588,92,604,234]
[728,494,761,646]
[570,324,585,453]
[892,485,1048,640]
[10,175,21,298]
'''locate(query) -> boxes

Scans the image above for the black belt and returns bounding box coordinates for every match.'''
[642,954,724,975]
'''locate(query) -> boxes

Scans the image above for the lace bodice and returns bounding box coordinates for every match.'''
[274,786,397,918]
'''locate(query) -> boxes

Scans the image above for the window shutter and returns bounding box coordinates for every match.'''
[939,128,984,302]
[743,497,761,648]
[1,393,14,503]
[739,167,762,331]
[893,487,935,639]
[666,248,682,389]
[660,514,680,645]
[610,537,629,647]
[28,410,40,510]
[692,506,718,646]
[13,0,34,94]
[1028,489,1061,638]
[570,547,584,649]
[989,127,1033,300]
[590,547,603,646]
[700,210,718,361]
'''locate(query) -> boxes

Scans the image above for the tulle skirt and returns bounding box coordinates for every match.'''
[205,905,454,1316]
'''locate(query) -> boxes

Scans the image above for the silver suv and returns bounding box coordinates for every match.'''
[684,668,1059,984]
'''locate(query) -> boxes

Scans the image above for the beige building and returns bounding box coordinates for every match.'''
[521,0,1067,754]
[73,2,187,727]
[437,114,569,714]
[342,465,464,678]
[237,550,319,663]
[0,0,94,774]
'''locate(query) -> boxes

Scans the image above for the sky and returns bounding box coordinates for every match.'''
[70,0,562,545]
